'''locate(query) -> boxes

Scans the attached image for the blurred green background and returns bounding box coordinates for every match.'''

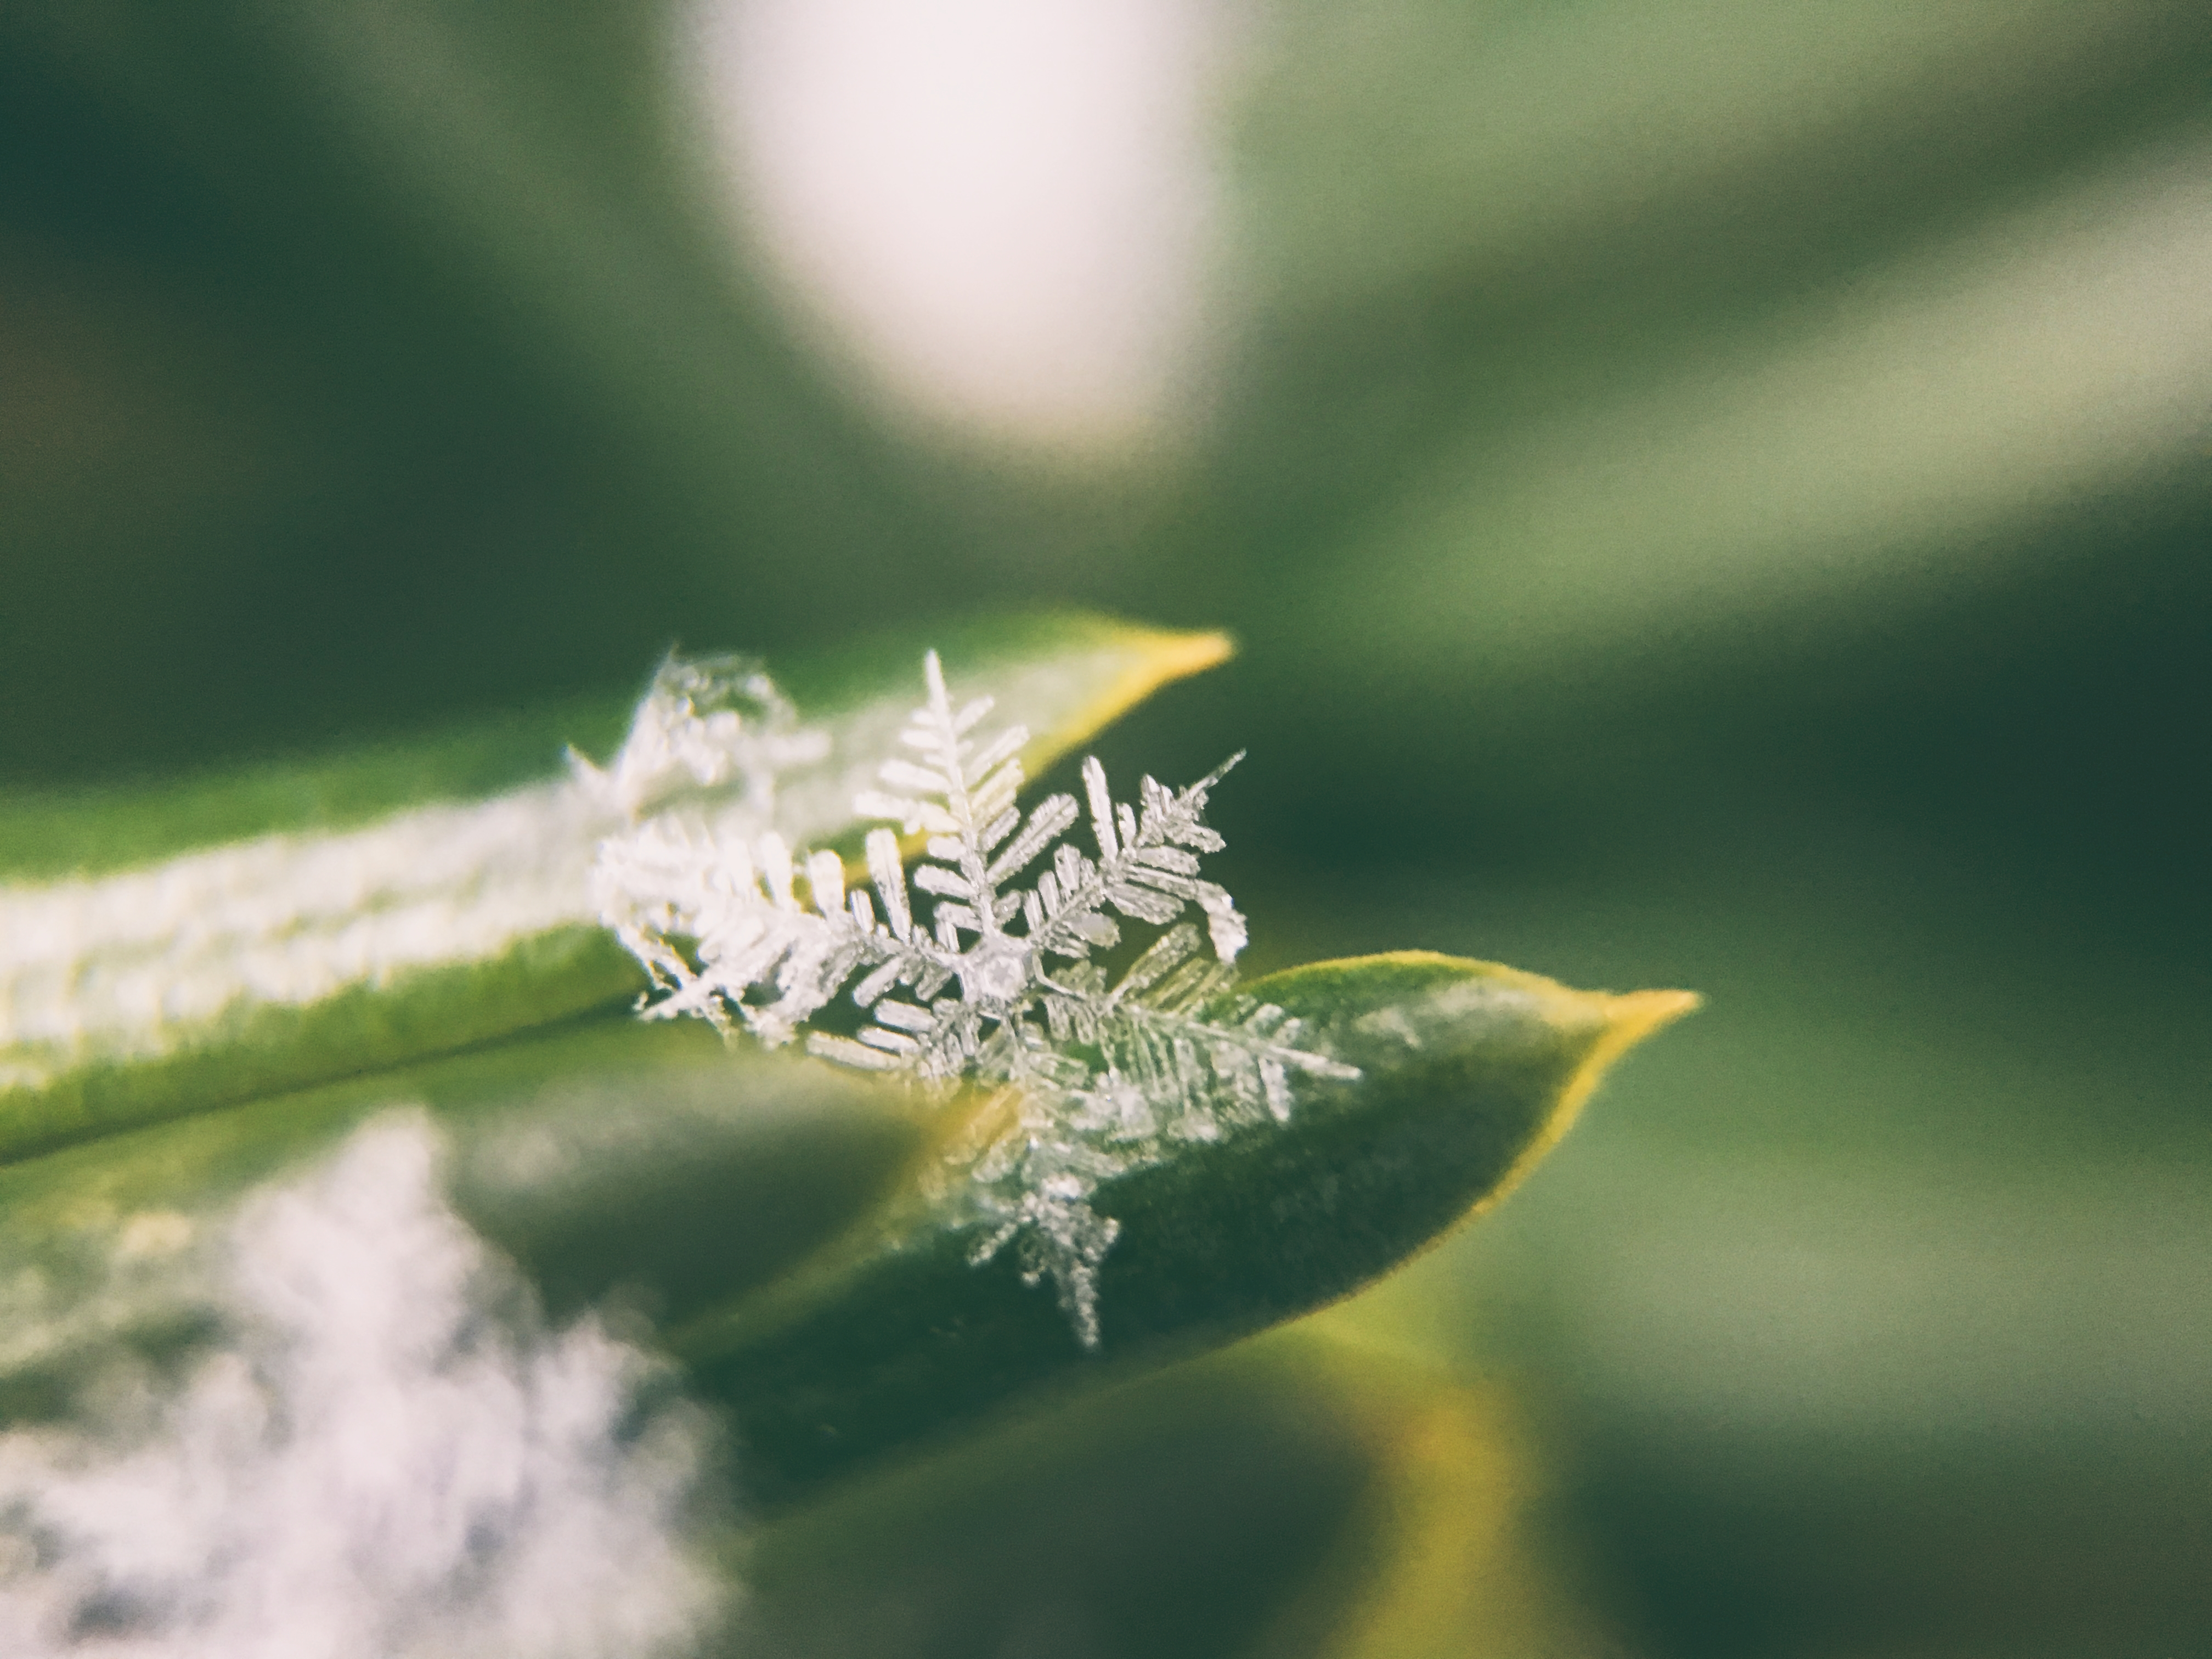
[4,2,2208,1654]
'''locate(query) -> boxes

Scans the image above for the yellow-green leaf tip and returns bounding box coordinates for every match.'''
[1479,979,1699,1220]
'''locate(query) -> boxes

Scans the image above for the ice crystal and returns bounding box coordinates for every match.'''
[573,652,830,825]
[591,651,1356,1346]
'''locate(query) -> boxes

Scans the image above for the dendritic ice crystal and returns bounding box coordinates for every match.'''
[588,651,1357,1346]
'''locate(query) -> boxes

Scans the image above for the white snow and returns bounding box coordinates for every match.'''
[0,1114,726,1658]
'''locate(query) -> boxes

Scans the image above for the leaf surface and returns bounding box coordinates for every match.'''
[0,953,1690,1522]
[0,612,1228,1164]
[673,952,1695,1506]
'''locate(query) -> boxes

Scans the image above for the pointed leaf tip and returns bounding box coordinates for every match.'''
[1471,980,1700,1225]
[1035,624,1234,772]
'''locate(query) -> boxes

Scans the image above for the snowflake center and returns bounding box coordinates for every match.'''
[959,935,1033,1006]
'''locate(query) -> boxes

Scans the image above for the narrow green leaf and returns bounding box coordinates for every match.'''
[0,695,633,889]
[672,952,1696,1507]
[0,612,1229,1164]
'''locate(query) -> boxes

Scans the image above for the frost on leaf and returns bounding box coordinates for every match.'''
[574,653,829,825]
[590,651,1356,1347]
[583,654,835,1041]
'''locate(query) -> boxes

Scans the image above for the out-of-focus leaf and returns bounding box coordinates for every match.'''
[1298,136,2212,709]
[0,1017,923,1423]
[675,953,1694,1507]
[0,611,1229,1163]
[736,1331,1622,1659]
[1180,0,2212,829]
[1239,1,2205,325]
[1251,1341,1605,1659]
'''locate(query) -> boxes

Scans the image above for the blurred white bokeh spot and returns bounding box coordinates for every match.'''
[684,0,1223,455]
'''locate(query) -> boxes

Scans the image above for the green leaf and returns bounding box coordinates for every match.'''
[0,951,1689,1520]
[0,611,1230,1165]
[672,953,1696,1508]
[740,1328,1619,1659]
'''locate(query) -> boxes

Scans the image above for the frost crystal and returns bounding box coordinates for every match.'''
[573,652,829,825]
[591,651,1356,1346]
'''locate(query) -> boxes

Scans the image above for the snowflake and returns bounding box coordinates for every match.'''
[589,651,1356,1346]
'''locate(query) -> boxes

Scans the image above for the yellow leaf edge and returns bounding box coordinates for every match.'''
[1480,978,1700,1226]
[1021,622,1236,774]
